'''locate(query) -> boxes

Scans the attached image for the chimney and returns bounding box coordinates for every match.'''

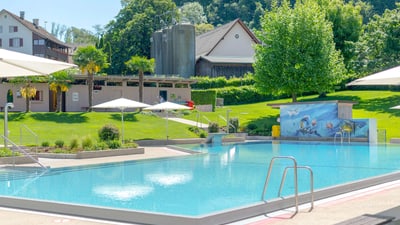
[33,19,39,28]
[20,11,25,20]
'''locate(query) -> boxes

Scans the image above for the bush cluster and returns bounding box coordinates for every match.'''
[191,73,255,89]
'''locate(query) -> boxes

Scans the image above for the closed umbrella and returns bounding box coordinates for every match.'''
[92,98,150,143]
[144,101,191,140]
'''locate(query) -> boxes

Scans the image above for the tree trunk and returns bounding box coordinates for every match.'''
[88,73,93,112]
[25,97,30,113]
[57,86,62,112]
[139,70,144,102]
[291,93,297,102]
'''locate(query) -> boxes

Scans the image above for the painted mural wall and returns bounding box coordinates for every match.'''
[279,102,369,138]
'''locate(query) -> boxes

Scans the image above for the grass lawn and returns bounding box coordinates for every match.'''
[1,90,400,146]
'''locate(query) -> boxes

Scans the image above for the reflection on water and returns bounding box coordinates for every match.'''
[146,172,193,186]
[93,185,154,201]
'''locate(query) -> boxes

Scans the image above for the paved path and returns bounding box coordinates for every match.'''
[168,117,209,128]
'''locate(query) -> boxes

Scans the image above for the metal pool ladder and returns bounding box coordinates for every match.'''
[261,156,314,217]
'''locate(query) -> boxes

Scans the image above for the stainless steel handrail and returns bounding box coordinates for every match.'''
[19,124,39,153]
[278,166,314,212]
[1,135,47,169]
[261,156,298,215]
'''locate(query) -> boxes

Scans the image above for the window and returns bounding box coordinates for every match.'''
[159,83,173,88]
[31,90,43,101]
[9,26,18,33]
[106,81,122,86]
[127,81,139,87]
[144,82,157,87]
[33,39,45,45]
[9,38,23,47]
[175,83,188,88]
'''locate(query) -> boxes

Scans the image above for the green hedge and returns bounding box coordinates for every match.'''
[191,73,255,89]
[215,86,272,105]
[191,90,217,111]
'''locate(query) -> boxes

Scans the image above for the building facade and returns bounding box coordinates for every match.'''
[0,9,70,62]
[0,76,195,112]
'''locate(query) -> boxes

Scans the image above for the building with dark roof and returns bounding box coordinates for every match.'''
[195,19,261,77]
[0,9,71,63]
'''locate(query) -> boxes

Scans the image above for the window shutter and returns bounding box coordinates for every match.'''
[0,38,2,47]
[9,38,13,47]
[20,38,23,47]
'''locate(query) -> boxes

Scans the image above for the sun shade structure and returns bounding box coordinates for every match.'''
[92,98,150,143]
[144,101,192,140]
[0,48,76,77]
[346,66,400,86]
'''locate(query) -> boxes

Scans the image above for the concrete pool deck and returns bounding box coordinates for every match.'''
[1,146,400,225]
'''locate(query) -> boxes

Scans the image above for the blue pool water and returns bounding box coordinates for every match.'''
[1,141,400,216]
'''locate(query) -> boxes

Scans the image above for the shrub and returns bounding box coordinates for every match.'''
[81,137,93,150]
[41,141,50,147]
[55,140,64,148]
[229,118,239,133]
[107,140,121,149]
[208,122,219,133]
[69,138,79,150]
[93,142,108,150]
[0,148,20,157]
[98,124,120,141]
[123,142,138,148]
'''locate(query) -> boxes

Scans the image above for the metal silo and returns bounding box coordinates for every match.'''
[171,24,195,78]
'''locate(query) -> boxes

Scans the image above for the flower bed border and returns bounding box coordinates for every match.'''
[36,148,145,159]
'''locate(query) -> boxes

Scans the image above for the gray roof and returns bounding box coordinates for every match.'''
[195,18,260,58]
[199,56,255,64]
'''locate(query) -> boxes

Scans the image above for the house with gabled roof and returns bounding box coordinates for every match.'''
[0,9,71,63]
[195,18,261,77]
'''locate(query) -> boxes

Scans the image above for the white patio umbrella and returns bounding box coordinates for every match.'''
[0,49,76,147]
[0,49,76,77]
[92,98,150,143]
[346,66,400,86]
[144,101,191,140]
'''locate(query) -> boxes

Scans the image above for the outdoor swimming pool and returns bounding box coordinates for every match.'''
[1,140,400,225]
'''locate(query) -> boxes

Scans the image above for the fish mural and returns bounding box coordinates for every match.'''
[279,102,369,138]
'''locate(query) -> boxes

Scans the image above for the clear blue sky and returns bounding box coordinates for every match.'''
[2,0,122,32]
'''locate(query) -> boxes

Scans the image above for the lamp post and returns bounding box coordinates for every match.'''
[4,103,14,148]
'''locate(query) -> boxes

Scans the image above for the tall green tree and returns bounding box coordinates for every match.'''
[254,0,346,102]
[351,4,400,76]
[125,56,155,102]
[72,46,108,110]
[180,2,207,24]
[320,0,363,68]
[48,70,75,112]
[103,0,176,74]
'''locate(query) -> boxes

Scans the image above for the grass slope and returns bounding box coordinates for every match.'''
[1,90,400,145]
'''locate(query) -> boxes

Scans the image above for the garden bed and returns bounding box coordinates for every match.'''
[36,147,145,159]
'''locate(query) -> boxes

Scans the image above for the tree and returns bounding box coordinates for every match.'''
[320,0,363,68]
[351,4,400,76]
[125,56,155,102]
[103,0,176,74]
[180,2,207,24]
[72,46,108,110]
[254,0,346,102]
[48,70,75,112]
[9,76,45,112]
